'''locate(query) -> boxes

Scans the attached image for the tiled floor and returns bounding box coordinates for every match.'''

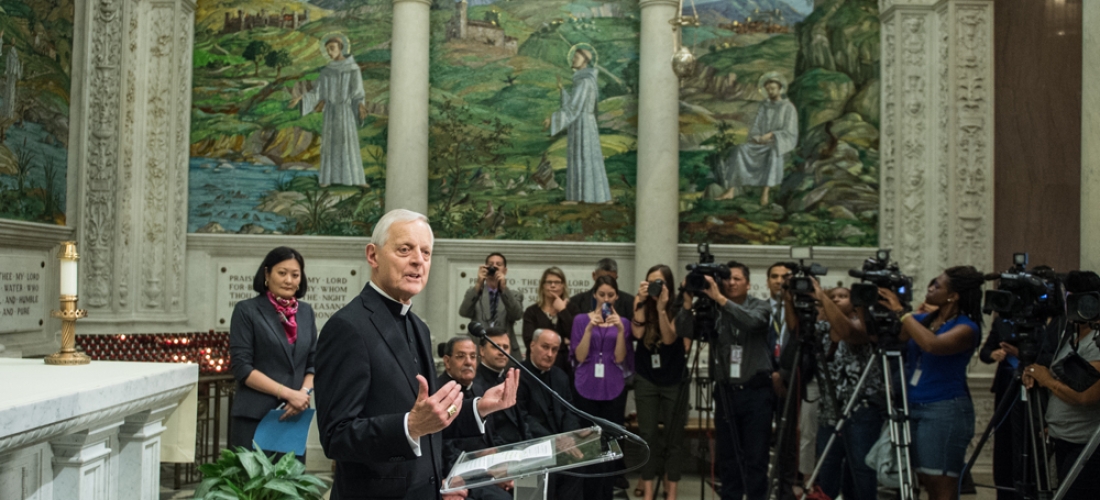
[160,467,1002,499]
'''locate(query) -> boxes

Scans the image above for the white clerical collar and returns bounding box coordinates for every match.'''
[370,281,411,316]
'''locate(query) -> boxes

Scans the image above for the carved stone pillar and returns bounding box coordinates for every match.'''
[879,0,994,289]
[1082,2,1100,270]
[69,0,194,331]
[49,424,121,500]
[117,405,177,500]
[635,0,681,279]
[385,0,432,215]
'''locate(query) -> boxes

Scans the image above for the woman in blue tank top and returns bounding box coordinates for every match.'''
[879,266,985,500]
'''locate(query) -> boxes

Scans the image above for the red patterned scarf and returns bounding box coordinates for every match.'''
[266,291,299,344]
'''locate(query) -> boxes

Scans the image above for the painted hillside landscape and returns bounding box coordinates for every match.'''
[427,0,641,241]
[677,0,880,246]
[189,0,391,236]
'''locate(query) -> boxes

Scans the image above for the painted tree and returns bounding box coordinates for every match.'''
[264,49,292,77]
[242,40,271,77]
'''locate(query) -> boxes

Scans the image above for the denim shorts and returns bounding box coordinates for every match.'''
[909,396,975,477]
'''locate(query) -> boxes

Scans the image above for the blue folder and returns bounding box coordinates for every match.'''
[254,408,315,457]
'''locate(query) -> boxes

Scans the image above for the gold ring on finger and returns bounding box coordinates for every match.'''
[446,404,458,417]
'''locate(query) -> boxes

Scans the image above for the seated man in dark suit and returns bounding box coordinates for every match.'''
[518,328,584,498]
[475,327,531,446]
[437,336,512,500]
[315,209,520,500]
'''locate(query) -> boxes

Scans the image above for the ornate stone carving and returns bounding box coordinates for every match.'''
[879,0,993,288]
[899,13,928,278]
[954,5,993,271]
[84,0,124,310]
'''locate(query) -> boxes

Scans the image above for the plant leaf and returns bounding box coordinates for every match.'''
[208,489,239,500]
[254,447,276,477]
[238,450,262,479]
[243,475,266,492]
[295,475,327,490]
[198,462,222,477]
[193,477,222,499]
[263,478,302,498]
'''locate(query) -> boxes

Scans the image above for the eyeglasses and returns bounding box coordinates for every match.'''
[544,280,563,286]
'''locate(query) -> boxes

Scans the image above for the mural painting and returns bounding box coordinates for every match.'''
[677,0,880,246]
[0,0,72,225]
[189,0,390,236]
[428,0,639,241]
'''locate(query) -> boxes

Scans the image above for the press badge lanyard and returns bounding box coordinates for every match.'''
[593,323,614,378]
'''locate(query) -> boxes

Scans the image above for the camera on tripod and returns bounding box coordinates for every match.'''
[848,249,913,344]
[982,253,1062,365]
[682,242,730,343]
[780,247,828,317]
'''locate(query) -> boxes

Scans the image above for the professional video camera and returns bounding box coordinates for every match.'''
[848,249,913,345]
[683,242,730,342]
[780,247,829,315]
[982,253,1062,365]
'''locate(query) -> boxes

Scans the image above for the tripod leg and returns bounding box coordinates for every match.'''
[768,343,803,500]
[883,352,917,500]
[801,351,879,498]
[1052,422,1100,500]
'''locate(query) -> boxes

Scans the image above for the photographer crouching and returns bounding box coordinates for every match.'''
[1022,271,1100,500]
[878,266,985,500]
[674,261,772,500]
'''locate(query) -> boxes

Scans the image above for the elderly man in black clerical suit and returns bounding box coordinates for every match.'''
[437,337,513,500]
[315,209,520,500]
[517,328,584,498]
[475,327,531,446]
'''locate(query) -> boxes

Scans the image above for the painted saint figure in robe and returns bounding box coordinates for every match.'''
[545,44,611,205]
[289,34,369,188]
[714,73,798,206]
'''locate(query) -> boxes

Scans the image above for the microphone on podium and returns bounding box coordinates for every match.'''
[466,321,645,445]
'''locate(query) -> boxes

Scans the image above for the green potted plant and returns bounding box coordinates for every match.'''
[194,445,327,500]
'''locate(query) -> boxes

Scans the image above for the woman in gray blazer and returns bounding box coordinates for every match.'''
[229,246,318,451]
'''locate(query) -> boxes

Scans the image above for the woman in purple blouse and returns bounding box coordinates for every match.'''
[571,274,634,499]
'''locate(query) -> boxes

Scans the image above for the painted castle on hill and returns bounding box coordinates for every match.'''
[445,0,518,53]
[221,8,311,34]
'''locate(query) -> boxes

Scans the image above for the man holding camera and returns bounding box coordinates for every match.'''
[461,252,525,358]
[675,261,772,500]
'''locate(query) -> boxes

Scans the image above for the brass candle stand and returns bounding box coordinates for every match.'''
[45,242,90,365]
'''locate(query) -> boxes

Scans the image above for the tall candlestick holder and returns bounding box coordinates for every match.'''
[45,242,90,365]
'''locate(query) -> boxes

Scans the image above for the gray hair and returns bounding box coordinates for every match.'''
[530,328,561,345]
[370,209,433,250]
[595,258,618,273]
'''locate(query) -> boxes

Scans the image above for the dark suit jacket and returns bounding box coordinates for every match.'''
[437,373,493,473]
[316,284,482,500]
[475,364,530,445]
[517,360,580,438]
[460,286,524,356]
[229,295,318,420]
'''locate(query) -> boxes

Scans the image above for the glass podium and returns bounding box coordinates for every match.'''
[440,426,624,500]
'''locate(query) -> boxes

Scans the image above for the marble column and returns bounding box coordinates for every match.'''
[68,0,194,332]
[879,0,995,292]
[635,0,682,279]
[1082,1,1100,270]
[385,0,432,215]
[117,405,177,500]
[50,424,121,500]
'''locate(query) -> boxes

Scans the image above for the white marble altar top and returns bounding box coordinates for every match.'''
[1,359,198,441]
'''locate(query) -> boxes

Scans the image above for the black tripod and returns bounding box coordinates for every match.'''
[962,326,1054,500]
[767,303,819,500]
[800,341,918,500]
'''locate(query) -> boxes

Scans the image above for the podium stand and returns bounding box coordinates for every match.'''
[440,426,624,500]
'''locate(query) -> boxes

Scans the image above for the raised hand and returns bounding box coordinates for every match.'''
[478,368,520,417]
[408,375,464,439]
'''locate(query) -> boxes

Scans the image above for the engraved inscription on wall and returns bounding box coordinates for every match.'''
[0,256,47,334]
[216,262,365,331]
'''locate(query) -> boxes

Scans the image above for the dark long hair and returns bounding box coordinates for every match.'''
[591,275,619,306]
[640,265,675,350]
[252,246,308,298]
[926,265,984,328]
